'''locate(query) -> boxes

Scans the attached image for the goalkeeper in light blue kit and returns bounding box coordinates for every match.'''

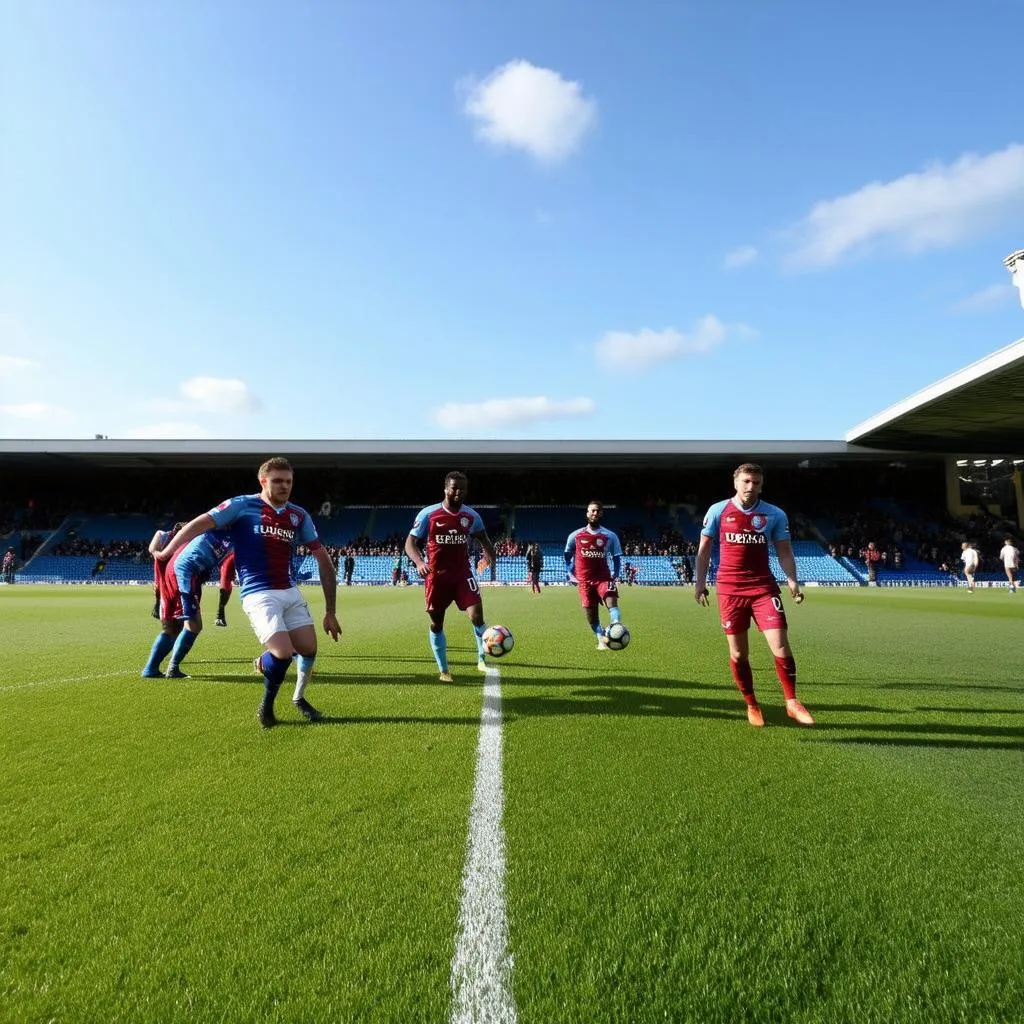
[564,500,624,650]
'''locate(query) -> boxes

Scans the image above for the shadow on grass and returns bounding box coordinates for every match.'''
[501,681,748,724]
[817,720,1024,741]
[810,736,1024,751]
[867,680,1022,693]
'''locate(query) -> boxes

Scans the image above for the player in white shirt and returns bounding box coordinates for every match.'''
[998,538,1020,594]
[959,541,980,593]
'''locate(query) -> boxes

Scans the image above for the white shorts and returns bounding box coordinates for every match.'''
[242,587,315,644]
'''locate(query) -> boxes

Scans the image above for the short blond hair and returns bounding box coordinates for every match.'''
[733,462,764,481]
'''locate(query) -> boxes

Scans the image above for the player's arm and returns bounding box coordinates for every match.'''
[694,534,714,606]
[148,530,166,556]
[610,533,623,580]
[564,535,577,581]
[405,532,428,577]
[473,530,498,567]
[311,545,341,640]
[775,539,803,602]
[155,514,215,561]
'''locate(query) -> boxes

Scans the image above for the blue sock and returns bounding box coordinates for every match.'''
[609,606,622,624]
[142,633,174,675]
[167,629,198,671]
[473,623,486,660]
[258,652,291,711]
[593,623,605,637]
[429,629,447,671]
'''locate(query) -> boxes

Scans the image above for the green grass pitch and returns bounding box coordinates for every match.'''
[2,584,1023,1023]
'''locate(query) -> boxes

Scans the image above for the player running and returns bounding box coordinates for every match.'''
[564,501,625,650]
[155,457,340,728]
[142,528,234,679]
[694,463,813,728]
[999,537,1020,593]
[960,541,980,594]
[405,471,499,682]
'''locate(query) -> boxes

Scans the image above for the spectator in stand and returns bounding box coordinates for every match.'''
[998,537,1020,593]
[344,549,355,586]
[525,541,544,594]
[2,547,15,584]
[862,542,882,583]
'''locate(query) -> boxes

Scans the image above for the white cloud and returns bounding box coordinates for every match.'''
[146,376,261,417]
[181,376,260,414]
[723,245,759,269]
[433,396,595,431]
[0,401,70,420]
[595,316,757,373]
[950,282,1018,314]
[461,60,597,164]
[122,422,213,439]
[787,143,1024,269]
[0,355,36,377]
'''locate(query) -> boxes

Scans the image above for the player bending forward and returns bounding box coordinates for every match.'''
[694,463,814,728]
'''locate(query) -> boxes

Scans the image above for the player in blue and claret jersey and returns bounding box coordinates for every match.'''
[564,501,625,650]
[155,457,340,728]
[404,471,499,682]
[693,462,813,728]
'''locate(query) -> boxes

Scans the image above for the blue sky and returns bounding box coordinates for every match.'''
[2,0,1023,442]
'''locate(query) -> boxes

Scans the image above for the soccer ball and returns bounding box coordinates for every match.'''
[482,624,515,657]
[605,622,631,651]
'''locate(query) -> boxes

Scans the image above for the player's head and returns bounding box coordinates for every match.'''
[172,521,186,534]
[444,471,468,509]
[962,541,970,550]
[732,463,764,505]
[585,501,604,526]
[258,456,294,507]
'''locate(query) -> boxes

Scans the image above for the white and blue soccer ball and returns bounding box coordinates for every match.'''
[605,622,631,650]
[482,624,515,657]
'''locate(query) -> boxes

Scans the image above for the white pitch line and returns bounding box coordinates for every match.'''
[450,665,517,1024]
[0,670,131,694]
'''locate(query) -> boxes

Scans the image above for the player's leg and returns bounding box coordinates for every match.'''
[166,587,202,678]
[425,577,453,680]
[278,587,322,720]
[289,623,322,720]
[725,629,762,726]
[603,582,622,626]
[466,593,488,672]
[142,620,181,677]
[143,570,181,677]
[244,592,296,728]
[763,624,813,727]
[216,588,230,626]
[581,584,607,648]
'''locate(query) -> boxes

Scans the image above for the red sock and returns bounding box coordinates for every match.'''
[774,655,797,701]
[729,658,757,706]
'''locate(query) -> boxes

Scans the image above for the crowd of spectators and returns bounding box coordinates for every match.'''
[49,537,150,558]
